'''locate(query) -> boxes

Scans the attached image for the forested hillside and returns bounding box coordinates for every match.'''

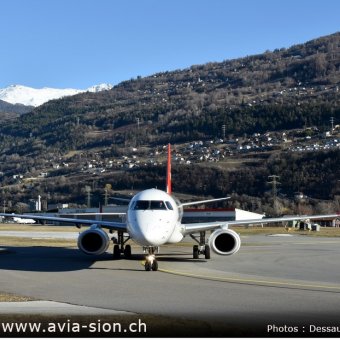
[0,100,32,119]
[1,32,339,151]
[0,32,339,213]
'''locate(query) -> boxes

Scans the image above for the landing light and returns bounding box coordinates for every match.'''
[146,255,155,263]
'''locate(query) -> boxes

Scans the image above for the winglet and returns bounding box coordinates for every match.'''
[166,143,172,195]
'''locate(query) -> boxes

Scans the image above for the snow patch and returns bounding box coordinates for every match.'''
[0,83,113,107]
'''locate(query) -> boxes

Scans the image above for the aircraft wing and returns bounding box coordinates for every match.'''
[0,213,127,231]
[183,213,339,234]
[179,197,230,208]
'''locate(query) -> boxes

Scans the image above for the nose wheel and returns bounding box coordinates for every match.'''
[144,255,158,271]
[143,247,159,271]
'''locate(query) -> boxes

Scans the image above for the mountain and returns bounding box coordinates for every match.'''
[0,32,338,208]
[2,32,339,146]
[6,32,337,151]
[0,99,33,116]
[0,83,113,107]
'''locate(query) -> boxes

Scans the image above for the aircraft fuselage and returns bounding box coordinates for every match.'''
[126,189,183,246]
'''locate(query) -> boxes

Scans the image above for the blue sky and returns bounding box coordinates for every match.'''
[0,0,339,89]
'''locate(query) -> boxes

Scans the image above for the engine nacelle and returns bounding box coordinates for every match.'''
[208,228,241,256]
[77,225,110,255]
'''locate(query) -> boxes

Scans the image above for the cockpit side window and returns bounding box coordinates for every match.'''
[165,201,173,210]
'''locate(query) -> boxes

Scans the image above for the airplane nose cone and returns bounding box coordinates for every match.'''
[129,211,171,246]
[143,224,167,246]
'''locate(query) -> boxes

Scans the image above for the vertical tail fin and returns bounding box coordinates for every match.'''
[166,143,172,195]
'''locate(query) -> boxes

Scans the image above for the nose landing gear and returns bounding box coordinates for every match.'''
[144,254,158,271]
[143,247,159,271]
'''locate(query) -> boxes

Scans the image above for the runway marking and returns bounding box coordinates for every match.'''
[159,268,340,292]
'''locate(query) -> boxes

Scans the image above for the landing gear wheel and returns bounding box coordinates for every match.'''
[204,245,211,259]
[143,247,159,272]
[193,245,199,259]
[124,244,132,258]
[113,245,120,259]
[145,261,152,271]
[144,254,158,271]
[151,260,158,271]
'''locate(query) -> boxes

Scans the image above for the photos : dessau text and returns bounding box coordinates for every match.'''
[267,324,340,334]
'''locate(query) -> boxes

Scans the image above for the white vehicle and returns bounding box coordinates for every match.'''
[0,144,338,271]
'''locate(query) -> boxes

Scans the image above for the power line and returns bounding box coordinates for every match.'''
[330,116,334,131]
[85,186,92,208]
[222,124,226,139]
[268,175,281,215]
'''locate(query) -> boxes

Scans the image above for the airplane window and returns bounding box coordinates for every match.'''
[134,200,149,210]
[150,201,167,210]
[165,201,173,210]
[134,200,167,210]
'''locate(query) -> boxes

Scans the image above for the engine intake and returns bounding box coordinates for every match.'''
[78,226,110,255]
[209,228,241,256]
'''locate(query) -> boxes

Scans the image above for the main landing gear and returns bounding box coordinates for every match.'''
[190,231,211,260]
[143,247,159,271]
[112,231,131,259]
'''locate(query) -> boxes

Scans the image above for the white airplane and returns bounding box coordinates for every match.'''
[0,144,338,271]
[12,216,36,224]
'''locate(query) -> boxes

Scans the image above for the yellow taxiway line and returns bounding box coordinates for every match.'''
[159,268,340,292]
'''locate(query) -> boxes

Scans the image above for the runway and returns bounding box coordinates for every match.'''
[1,232,340,336]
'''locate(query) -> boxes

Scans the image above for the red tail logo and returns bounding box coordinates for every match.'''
[166,143,172,195]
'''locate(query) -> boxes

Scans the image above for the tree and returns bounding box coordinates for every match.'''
[14,202,29,214]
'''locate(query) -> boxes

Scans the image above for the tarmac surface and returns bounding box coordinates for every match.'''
[1,231,340,336]
[0,301,134,315]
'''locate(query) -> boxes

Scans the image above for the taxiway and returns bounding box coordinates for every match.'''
[1,232,340,336]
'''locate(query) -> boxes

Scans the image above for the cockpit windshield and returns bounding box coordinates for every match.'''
[134,200,149,210]
[133,200,168,210]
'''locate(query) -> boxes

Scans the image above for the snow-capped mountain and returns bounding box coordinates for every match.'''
[0,83,113,107]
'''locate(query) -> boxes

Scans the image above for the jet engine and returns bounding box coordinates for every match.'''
[77,226,110,255]
[208,228,241,256]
